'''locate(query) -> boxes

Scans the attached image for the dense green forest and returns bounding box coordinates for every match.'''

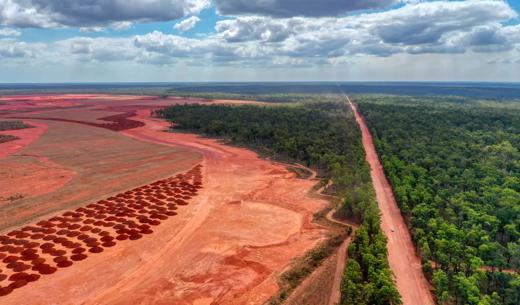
[356,96,520,305]
[341,203,402,304]
[156,101,401,304]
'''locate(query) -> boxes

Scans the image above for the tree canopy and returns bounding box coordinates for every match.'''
[357,95,520,305]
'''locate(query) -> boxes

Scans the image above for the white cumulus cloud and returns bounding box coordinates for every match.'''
[0,27,20,37]
[174,16,201,32]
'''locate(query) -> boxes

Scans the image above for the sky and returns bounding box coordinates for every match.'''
[0,0,519,82]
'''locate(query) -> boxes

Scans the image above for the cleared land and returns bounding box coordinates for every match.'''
[0,94,331,304]
[0,165,202,297]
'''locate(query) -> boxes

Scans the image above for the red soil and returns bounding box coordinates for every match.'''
[0,155,74,205]
[1,94,330,305]
[0,120,47,158]
[14,111,145,132]
[347,96,435,305]
[0,119,74,203]
[0,94,154,103]
[0,165,202,296]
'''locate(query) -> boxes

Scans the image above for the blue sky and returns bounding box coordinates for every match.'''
[1,0,520,82]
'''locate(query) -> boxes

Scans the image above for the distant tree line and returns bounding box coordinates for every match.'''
[356,96,520,305]
[164,90,344,104]
[156,100,401,305]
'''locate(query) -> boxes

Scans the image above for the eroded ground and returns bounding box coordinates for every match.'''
[0,94,330,304]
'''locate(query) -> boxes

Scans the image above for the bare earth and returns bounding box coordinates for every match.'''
[0,120,47,158]
[0,95,330,305]
[347,96,435,305]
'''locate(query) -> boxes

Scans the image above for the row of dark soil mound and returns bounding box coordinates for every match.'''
[0,165,203,297]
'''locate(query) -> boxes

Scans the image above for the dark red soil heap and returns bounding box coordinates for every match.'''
[8,280,28,289]
[31,258,45,265]
[70,254,87,261]
[0,165,203,296]
[89,247,104,254]
[57,260,73,268]
[0,286,13,296]
[8,272,28,282]
[12,263,31,272]
[36,265,57,275]
[26,274,40,282]
[13,111,145,132]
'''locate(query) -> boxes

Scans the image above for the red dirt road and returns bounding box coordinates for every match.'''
[347,96,435,305]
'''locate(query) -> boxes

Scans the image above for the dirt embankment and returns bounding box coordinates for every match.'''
[347,96,435,305]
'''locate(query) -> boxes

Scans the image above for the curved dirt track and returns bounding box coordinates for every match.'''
[270,164,357,305]
[347,96,435,305]
[0,95,330,305]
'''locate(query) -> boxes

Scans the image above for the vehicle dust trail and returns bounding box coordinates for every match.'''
[346,96,435,305]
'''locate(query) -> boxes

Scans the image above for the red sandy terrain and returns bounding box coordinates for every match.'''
[0,154,73,204]
[0,94,331,304]
[0,165,202,297]
[0,94,154,103]
[0,120,47,158]
[347,96,435,305]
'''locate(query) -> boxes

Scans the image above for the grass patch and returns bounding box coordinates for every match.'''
[0,134,19,143]
[0,120,33,131]
[268,230,350,305]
